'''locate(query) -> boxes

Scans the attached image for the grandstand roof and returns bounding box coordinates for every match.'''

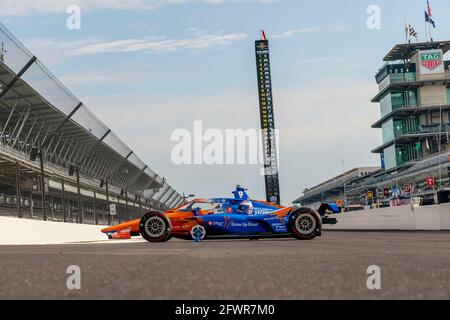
[383,41,450,61]
[293,167,380,204]
[0,22,181,207]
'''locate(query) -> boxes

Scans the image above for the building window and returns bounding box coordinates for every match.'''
[379,91,418,117]
[382,117,419,144]
[397,144,422,165]
[383,145,397,170]
[393,119,405,137]
[391,92,405,108]
[380,94,393,117]
[389,72,416,84]
[382,119,394,143]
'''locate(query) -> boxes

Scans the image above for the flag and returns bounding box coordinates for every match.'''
[425,11,436,28]
[409,25,418,38]
[427,0,432,17]
[261,30,267,41]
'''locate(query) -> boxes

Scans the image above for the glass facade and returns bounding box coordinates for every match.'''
[381,117,419,144]
[383,143,422,170]
[379,91,418,117]
[388,72,416,84]
[383,145,397,170]
[379,94,392,117]
[375,63,417,84]
[381,117,421,170]
[404,143,422,163]
[382,119,394,143]
[376,63,449,172]
[402,117,420,134]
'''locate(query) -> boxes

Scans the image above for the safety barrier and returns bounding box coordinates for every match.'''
[0,216,106,245]
[324,203,450,231]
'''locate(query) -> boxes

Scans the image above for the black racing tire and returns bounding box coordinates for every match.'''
[288,208,322,240]
[139,212,172,243]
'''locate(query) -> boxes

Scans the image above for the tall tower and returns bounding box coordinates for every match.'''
[372,41,450,173]
[255,31,281,204]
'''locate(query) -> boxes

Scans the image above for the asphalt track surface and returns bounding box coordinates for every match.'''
[0,231,449,300]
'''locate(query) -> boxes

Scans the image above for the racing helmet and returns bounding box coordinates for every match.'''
[213,202,223,213]
[237,201,254,215]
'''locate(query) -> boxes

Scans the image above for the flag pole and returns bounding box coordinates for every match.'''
[404,21,408,44]
[405,20,411,44]
[426,1,434,42]
[428,18,433,42]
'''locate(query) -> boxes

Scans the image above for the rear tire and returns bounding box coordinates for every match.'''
[139,212,172,243]
[288,208,321,240]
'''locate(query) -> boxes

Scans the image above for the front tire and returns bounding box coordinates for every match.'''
[288,208,321,240]
[139,212,172,243]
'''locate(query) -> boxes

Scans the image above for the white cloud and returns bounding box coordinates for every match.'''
[23,37,101,66]
[0,0,276,16]
[71,33,249,55]
[0,0,154,16]
[272,27,321,39]
[20,32,248,68]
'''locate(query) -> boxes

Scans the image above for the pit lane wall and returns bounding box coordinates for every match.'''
[324,203,450,231]
[0,216,105,245]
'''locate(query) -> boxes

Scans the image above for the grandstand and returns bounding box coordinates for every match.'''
[0,23,183,225]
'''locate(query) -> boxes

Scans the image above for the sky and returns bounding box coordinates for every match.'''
[1,0,450,205]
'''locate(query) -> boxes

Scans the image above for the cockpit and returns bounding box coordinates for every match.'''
[177,200,225,214]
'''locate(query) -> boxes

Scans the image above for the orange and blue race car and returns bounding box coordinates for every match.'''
[101,186,337,242]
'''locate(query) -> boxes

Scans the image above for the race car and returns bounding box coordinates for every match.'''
[101,186,337,242]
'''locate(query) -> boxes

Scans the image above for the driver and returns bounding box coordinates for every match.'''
[237,201,254,215]
[212,202,223,214]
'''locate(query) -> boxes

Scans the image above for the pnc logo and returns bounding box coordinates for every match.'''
[420,52,442,70]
